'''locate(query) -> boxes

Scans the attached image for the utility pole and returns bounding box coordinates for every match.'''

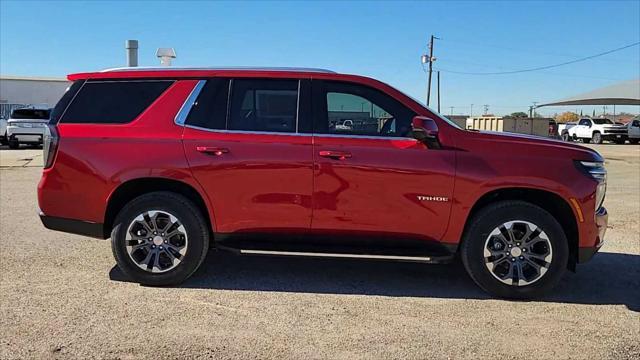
[437,71,441,113]
[422,35,439,106]
[450,106,454,116]
[470,104,474,117]
[483,104,489,115]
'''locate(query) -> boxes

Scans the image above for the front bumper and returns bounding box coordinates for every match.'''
[578,206,607,263]
[602,133,627,141]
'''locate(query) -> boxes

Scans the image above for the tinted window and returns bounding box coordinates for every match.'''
[316,81,415,137]
[11,108,50,120]
[186,78,229,130]
[50,80,84,124]
[61,81,173,124]
[632,120,640,127]
[228,79,298,132]
[578,119,591,126]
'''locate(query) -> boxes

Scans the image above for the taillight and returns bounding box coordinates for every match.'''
[43,125,59,169]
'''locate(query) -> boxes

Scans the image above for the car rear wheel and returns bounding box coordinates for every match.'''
[461,200,568,299]
[561,132,570,142]
[8,139,19,149]
[591,132,602,144]
[111,191,210,286]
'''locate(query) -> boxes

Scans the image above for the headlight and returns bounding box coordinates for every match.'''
[577,161,607,209]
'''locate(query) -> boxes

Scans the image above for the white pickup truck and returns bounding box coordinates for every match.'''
[561,117,628,144]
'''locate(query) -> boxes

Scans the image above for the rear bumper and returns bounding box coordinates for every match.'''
[578,207,607,263]
[39,211,106,239]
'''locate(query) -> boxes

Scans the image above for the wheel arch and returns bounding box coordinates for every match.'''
[103,177,214,239]
[461,187,579,270]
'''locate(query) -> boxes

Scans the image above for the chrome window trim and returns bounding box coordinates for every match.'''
[183,124,414,141]
[185,125,308,137]
[174,80,206,126]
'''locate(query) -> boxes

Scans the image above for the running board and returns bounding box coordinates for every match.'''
[221,247,453,264]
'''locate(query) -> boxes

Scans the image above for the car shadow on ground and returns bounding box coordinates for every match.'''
[109,251,640,311]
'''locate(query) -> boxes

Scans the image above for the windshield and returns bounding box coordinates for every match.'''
[593,118,613,125]
[10,108,51,120]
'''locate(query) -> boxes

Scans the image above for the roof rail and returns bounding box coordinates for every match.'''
[100,66,336,74]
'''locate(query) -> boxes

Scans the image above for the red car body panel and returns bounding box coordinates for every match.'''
[38,68,606,258]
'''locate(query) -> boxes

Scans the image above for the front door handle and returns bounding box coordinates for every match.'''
[318,150,352,160]
[196,146,229,156]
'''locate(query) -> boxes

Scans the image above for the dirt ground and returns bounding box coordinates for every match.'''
[1,143,638,359]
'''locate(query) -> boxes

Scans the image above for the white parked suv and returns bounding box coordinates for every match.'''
[6,107,51,149]
[627,119,640,144]
[567,117,628,144]
[0,117,7,145]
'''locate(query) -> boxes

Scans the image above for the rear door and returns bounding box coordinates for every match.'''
[310,80,455,243]
[182,78,313,233]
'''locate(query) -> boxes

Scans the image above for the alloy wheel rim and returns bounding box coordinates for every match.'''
[125,210,188,273]
[483,220,553,286]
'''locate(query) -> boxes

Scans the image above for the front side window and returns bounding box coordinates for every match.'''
[61,80,173,124]
[579,119,591,126]
[317,81,415,137]
[228,79,298,133]
[632,120,640,127]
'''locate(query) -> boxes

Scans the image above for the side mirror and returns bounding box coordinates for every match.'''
[411,116,440,149]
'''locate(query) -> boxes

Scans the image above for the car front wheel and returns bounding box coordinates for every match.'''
[591,132,602,144]
[111,191,210,286]
[461,200,568,299]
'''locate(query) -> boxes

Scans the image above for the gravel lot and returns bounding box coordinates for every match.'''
[1,143,638,359]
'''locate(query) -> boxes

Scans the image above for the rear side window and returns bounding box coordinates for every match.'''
[60,80,173,124]
[228,79,299,133]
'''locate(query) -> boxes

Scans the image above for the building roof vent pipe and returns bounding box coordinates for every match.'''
[125,40,138,67]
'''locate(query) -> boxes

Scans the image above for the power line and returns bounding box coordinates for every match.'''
[435,41,639,75]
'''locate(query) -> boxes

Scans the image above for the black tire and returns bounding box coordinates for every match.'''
[8,139,19,149]
[111,191,210,286]
[461,200,568,299]
[561,132,570,142]
[614,139,626,145]
[591,132,602,144]
[631,139,640,145]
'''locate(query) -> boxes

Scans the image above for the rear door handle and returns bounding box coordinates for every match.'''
[318,150,352,160]
[196,146,229,156]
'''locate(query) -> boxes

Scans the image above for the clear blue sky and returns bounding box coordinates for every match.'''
[1,0,639,116]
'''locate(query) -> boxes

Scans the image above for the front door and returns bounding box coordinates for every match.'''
[182,78,313,234]
[310,80,456,244]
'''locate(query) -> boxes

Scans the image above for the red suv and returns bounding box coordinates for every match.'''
[38,67,608,298]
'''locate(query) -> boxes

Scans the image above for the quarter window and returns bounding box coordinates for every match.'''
[228,79,299,133]
[61,81,173,124]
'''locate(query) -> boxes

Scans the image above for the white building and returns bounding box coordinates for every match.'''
[0,75,70,118]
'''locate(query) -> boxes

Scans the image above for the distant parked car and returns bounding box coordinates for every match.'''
[6,107,51,149]
[558,122,577,141]
[0,116,7,145]
[566,118,628,144]
[627,119,640,144]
